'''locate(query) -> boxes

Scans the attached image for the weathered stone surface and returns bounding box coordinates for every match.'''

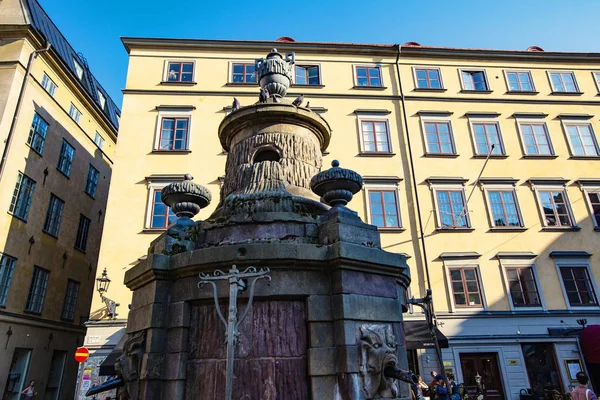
[336,345,360,373]
[164,352,188,380]
[138,380,162,400]
[145,328,167,353]
[131,280,171,310]
[160,380,185,400]
[140,353,165,380]
[332,269,398,298]
[332,294,402,322]
[167,327,189,353]
[168,302,190,328]
[333,320,358,346]
[307,295,332,321]
[310,376,339,400]
[127,303,168,333]
[309,322,334,347]
[308,347,337,376]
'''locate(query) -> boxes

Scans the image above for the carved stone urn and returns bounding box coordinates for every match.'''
[255,48,295,97]
[310,160,363,207]
[161,174,212,218]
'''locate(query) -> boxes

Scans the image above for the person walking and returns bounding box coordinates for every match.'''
[21,380,37,399]
[448,374,460,400]
[571,372,597,400]
[433,374,450,400]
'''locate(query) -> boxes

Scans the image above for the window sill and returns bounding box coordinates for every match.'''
[472,154,508,159]
[26,144,44,157]
[550,91,583,96]
[541,226,581,232]
[511,306,544,311]
[42,230,59,239]
[358,152,396,157]
[569,156,600,160]
[413,88,447,92]
[424,153,459,158]
[489,227,527,232]
[142,228,167,234]
[352,85,387,90]
[436,227,475,232]
[225,82,258,87]
[460,89,493,94]
[290,84,325,88]
[505,91,539,95]
[7,212,27,223]
[60,317,75,322]
[74,246,86,254]
[24,310,42,316]
[521,155,558,159]
[377,227,406,232]
[56,168,71,179]
[160,81,197,86]
[151,149,192,154]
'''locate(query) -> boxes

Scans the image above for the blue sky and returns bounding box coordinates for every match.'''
[39,0,600,108]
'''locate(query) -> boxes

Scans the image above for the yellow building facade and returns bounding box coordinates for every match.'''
[87,36,600,398]
[0,1,119,399]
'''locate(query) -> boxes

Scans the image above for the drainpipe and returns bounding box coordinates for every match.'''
[0,42,52,181]
[394,45,450,388]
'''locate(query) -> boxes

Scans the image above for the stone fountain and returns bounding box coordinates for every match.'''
[88,48,413,400]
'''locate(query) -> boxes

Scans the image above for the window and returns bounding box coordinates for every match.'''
[367,190,401,228]
[585,190,600,227]
[0,254,17,307]
[94,131,104,149]
[506,71,534,92]
[27,113,48,155]
[360,120,390,153]
[355,66,382,87]
[415,68,442,89]
[85,165,99,198]
[97,91,106,110]
[488,190,522,227]
[166,61,194,82]
[560,266,598,306]
[506,267,541,307]
[231,63,256,83]
[564,124,599,156]
[41,73,57,96]
[69,103,81,123]
[149,189,176,229]
[74,215,91,252]
[436,190,468,228]
[9,173,35,221]
[57,139,75,176]
[518,122,553,155]
[25,266,49,313]
[159,117,189,150]
[295,65,320,85]
[549,72,579,93]
[424,121,455,154]
[472,122,503,155]
[73,59,84,79]
[43,194,65,237]
[461,70,489,91]
[449,268,482,307]
[593,72,600,92]
[538,190,574,227]
[61,280,79,321]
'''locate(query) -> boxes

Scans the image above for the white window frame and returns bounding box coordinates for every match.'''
[412,66,444,89]
[467,117,505,156]
[0,253,17,307]
[560,120,600,157]
[578,182,600,228]
[94,131,104,149]
[553,257,600,310]
[69,103,81,123]
[162,59,197,83]
[356,113,393,154]
[153,109,193,151]
[499,258,546,311]
[352,64,384,87]
[97,91,106,110]
[419,114,456,155]
[293,63,322,85]
[480,182,525,228]
[593,72,600,92]
[547,70,580,93]
[459,68,490,91]
[530,182,576,228]
[227,60,258,84]
[515,117,555,156]
[363,181,403,229]
[144,178,181,230]
[73,59,84,80]
[443,258,487,312]
[41,73,57,97]
[503,70,536,92]
[428,181,471,229]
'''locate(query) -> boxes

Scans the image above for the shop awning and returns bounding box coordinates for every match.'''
[404,321,449,350]
[580,325,600,364]
[99,334,127,376]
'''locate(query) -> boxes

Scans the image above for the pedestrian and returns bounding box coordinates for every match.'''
[433,374,450,400]
[448,374,460,400]
[417,375,430,399]
[429,371,439,387]
[571,372,598,400]
[20,380,37,399]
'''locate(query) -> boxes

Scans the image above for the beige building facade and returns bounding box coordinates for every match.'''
[86,36,600,398]
[0,1,119,399]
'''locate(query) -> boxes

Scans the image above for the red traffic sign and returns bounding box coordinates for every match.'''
[74,347,89,363]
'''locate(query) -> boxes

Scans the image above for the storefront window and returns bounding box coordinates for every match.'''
[522,343,562,394]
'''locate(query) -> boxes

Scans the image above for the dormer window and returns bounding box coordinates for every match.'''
[97,91,106,110]
[73,59,84,80]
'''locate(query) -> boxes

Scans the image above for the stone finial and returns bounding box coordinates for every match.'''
[255,48,295,98]
[161,174,212,219]
[310,160,363,207]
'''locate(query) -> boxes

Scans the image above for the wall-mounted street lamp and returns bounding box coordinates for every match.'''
[5,326,13,349]
[96,268,119,319]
